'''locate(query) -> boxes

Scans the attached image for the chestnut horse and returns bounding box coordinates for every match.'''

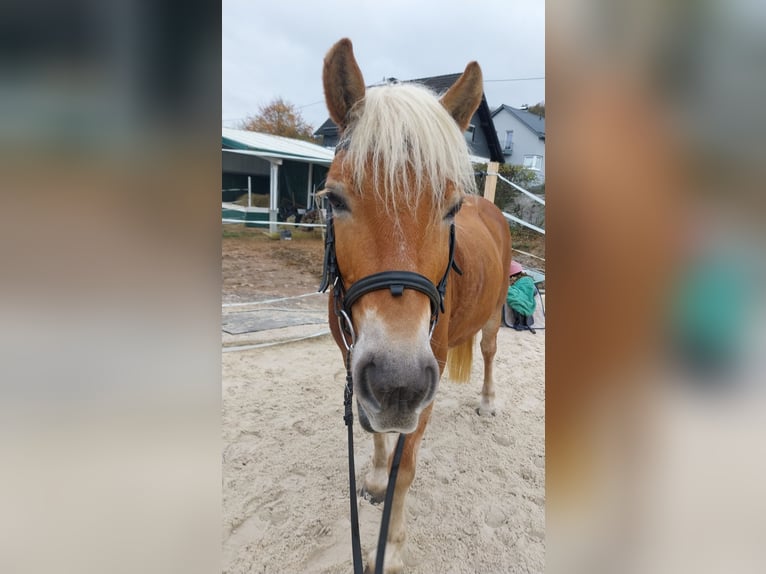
[321,38,511,573]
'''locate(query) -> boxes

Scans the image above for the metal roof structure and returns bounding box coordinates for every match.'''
[222,128,335,165]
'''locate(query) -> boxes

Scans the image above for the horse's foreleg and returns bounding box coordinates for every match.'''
[478,308,502,416]
[362,433,393,503]
[364,402,434,574]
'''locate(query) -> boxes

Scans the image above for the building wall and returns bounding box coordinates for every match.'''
[318,131,340,149]
[464,111,492,160]
[492,110,545,180]
[222,151,271,176]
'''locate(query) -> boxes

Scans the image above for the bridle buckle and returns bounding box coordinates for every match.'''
[338,309,356,351]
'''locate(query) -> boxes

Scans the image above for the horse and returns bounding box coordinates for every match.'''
[320,38,512,573]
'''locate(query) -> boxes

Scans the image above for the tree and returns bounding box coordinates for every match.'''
[241,97,316,142]
[527,102,545,118]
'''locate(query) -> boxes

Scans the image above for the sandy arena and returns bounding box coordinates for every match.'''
[222,231,545,573]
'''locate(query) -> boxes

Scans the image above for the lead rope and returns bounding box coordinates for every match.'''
[344,346,406,574]
[374,433,405,574]
[322,204,459,573]
[344,351,364,574]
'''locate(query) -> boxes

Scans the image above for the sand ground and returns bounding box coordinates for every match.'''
[222,233,545,573]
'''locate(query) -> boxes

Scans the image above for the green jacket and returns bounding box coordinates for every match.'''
[506,275,537,316]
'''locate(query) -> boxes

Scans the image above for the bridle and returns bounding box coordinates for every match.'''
[318,204,461,348]
[318,136,462,341]
[318,190,462,574]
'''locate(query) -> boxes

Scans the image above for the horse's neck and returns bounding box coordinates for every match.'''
[446,199,511,336]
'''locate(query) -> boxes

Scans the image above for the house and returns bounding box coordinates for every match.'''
[222,128,333,231]
[314,73,505,164]
[491,105,545,182]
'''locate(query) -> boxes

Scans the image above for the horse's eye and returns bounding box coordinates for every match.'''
[445,200,463,220]
[326,192,348,212]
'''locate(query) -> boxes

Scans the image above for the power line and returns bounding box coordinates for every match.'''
[297,99,325,109]
[295,77,544,109]
[222,99,325,126]
[224,76,544,125]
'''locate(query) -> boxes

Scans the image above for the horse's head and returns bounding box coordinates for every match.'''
[321,38,484,433]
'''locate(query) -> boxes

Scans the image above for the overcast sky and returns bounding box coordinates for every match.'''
[223,0,545,130]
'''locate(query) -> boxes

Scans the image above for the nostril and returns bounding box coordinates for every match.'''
[357,359,382,411]
[421,360,439,403]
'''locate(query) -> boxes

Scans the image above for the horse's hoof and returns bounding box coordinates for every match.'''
[365,546,404,574]
[362,467,390,504]
[476,406,496,417]
[361,485,385,505]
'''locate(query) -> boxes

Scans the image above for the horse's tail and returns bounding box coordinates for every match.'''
[446,335,475,383]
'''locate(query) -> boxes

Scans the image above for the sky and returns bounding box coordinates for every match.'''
[222,0,545,131]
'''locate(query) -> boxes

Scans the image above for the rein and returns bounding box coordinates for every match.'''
[319,201,461,574]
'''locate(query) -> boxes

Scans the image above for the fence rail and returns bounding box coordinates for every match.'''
[489,173,545,205]
[502,212,545,235]
[222,218,327,228]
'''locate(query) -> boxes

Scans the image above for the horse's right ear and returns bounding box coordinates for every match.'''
[323,38,366,130]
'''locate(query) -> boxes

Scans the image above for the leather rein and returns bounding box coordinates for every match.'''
[318,197,461,574]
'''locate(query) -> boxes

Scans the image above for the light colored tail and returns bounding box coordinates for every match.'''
[446,335,475,383]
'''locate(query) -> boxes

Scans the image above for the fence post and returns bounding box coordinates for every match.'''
[483,161,499,203]
[269,161,280,234]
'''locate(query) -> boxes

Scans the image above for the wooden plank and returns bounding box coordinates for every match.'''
[483,161,499,203]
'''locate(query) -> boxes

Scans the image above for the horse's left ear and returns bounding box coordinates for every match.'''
[440,62,484,132]
[323,38,366,130]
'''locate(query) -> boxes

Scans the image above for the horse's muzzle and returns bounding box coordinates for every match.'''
[353,349,439,433]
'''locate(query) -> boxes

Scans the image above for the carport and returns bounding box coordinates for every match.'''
[222,128,334,232]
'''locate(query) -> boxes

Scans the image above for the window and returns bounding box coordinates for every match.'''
[465,124,476,143]
[523,154,543,171]
[504,130,514,151]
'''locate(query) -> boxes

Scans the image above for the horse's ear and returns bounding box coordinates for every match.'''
[440,62,484,131]
[323,38,366,130]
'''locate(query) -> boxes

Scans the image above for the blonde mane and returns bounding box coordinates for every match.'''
[341,82,477,217]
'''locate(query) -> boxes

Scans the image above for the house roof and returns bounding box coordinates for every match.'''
[313,73,505,163]
[222,128,335,165]
[491,105,545,139]
[314,117,338,136]
[407,72,463,93]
